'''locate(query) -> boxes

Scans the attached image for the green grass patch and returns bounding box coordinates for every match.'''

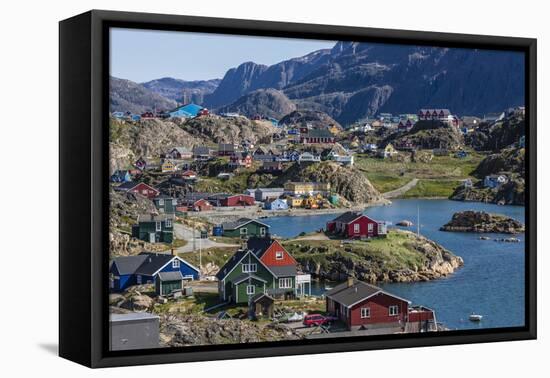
[180,247,237,268]
[400,179,461,198]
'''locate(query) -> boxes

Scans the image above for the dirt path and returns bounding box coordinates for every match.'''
[383,178,419,199]
[174,223,239,253]
[293,233,329,241]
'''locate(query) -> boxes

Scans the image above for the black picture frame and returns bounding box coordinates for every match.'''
[59,9,537,368]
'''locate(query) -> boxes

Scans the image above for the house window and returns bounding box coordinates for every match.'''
[361,307,371,318]
[136,275,142,285]
[353,223,360,233]
[166,219,172,228]
[242,263,257,273]
[246,285,255,295]
[279,278,292,289]
[156,221,162,231]
[158,199,164,206]
[142,190,148,195]
[275,251,284,260]
[260,227,266,236]
[172,259,180,269]
[240,228,248,235]
[389,305,399,316]
[368,223,374,232]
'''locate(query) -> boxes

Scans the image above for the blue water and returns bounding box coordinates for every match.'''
[263,199,525,331]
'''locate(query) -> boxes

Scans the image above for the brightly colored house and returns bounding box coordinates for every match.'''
[326,211,387,239]
[114,181,159,199]
[264,198,289,211]
[109,252,199,292]
[132,213,175,243]
[168,103,203,118]
[161,160,177,173]
[221,218,270,238]
[216,237,311,303]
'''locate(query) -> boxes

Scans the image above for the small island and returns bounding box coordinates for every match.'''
[440,211,525,234]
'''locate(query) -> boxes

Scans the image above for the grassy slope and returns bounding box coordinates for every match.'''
[282,230,428,272]
[355,150,485,197]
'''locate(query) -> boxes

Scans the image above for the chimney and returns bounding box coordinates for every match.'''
[171,248,175,256]
[347,277,354,288]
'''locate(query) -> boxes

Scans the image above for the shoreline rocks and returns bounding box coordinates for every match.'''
[440,210,524,234]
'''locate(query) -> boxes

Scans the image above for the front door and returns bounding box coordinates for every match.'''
[149,232,156,243]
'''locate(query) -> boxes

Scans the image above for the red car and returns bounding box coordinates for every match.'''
[303,314,334,327]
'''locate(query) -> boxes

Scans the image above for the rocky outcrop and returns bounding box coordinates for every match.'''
[160,315,302,347]
[218,88,296,119]
[385,120,465,150]
[278,110,342,129]
[286,230,463,283]
[271,161,384,204]
[465,114,525,152]
[110,118,200,159]
[182,115,277,144]
[440,211,525,234]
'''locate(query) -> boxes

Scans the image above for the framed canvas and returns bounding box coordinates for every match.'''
[59,10,536,368]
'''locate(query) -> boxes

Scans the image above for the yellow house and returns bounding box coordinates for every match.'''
[288,197,304,208]
[284,182,331,195]
[161,160,176,173]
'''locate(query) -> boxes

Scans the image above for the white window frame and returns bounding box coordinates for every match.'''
[136,275,142,285]
[155,221,162,231]
[360,307,371,318]
[353,223,360,233]
[279,277,292,289]
[172,259,180,269]
[275,251,284,260]
[246,285,255,295]
[240,227,248,235]
[242,263,257,273]
[260,227,266,236]
[389,305,399,316]
[368,223,374,232]
[165,219,172,228]
[158,199,164,206]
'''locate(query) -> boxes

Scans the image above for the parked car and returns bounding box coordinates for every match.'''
[303,314,334,327]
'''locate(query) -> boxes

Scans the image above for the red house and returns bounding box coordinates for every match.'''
[209,194,255,207]
[326,211,387,239]
[229,152,253,168]
[114,181,159,199]
[178,198,213,212]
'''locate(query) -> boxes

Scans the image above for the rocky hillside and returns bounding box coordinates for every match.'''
[218,88,296,119]
[385,120,465,150]
[466,114,525,151]
[440,211,524,234]
[284,230,464,283]
[473,147,525,177]
[270,161,384,204]
[109,189,168,256]
[142,77,220,104]
[278,110,342,129]
[205,49,332,108]
[451,146,525,205]
[110,76,177,114]
[204,41,524,125]
[109,118,200,169]
[181,115,277,144]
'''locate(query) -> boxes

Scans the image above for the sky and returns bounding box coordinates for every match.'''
[110,28,335,83]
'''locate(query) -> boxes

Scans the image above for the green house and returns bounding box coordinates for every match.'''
[216,237,306,304]
[155,271,184,296]
[153,195,177,215]
[132,213,174,244]
[221,218,270,239]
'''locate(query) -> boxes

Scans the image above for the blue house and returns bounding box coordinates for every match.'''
[455,150,468,159]
[109,252,200,292]
[264,198,289,211]
[168,103,203,118]
[110,170,132,183]
[484,174,508,189]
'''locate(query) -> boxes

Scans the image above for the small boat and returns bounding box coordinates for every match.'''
[324,285,333,290]
[469,313,483,322]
